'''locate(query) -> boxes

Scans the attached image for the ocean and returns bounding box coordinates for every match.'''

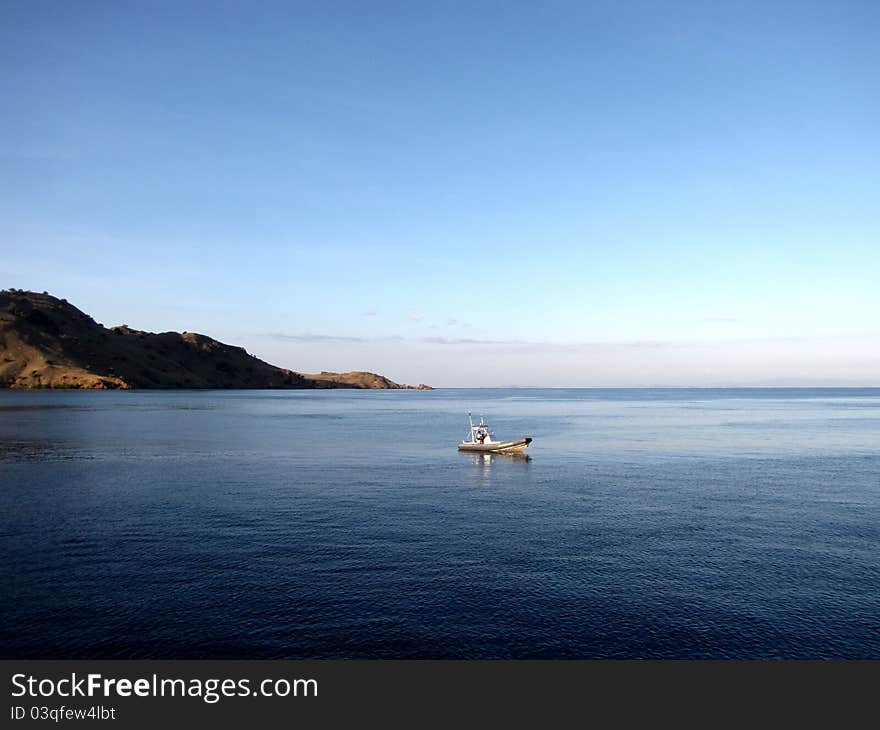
[1,388,878,658]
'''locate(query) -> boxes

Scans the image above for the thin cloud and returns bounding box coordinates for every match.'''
[614,340,679,349]
[703,316,743,323]
[418,337,680,349]
[420,336,534,345]
[270,332,366,343]
[446,318,458,326]
[409,313,425,322]
[265,331,857,350]
[363,309,378,316]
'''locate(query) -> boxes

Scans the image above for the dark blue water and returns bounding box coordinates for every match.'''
[1,388,878,659]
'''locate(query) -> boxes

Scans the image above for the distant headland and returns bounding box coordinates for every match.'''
[0,290,431,390]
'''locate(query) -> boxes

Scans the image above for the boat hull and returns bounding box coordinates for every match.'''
[458,437,532,454]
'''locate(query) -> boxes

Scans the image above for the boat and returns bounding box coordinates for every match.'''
[458,413,532,454]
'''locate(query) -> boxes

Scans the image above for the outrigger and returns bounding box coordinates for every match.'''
[458,413,532,455]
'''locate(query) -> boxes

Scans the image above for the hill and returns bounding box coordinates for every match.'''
[0,290,430,390]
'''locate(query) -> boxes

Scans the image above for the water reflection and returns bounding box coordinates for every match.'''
[466,451,530,488]
[466,452,531,465]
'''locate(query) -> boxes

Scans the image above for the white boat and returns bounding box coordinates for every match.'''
[458,414,532,454]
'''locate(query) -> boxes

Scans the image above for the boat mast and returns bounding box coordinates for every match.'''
[468,412,475,442]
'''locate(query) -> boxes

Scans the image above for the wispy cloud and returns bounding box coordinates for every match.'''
[363,309,377,316]
[270,332,366,343]
[409,313,425,322]
[267,333,679,348]
[420,336,534,345]
[418,336,682,349]
[703,316,743,323]
[265,331,861,350]
[446,318,458,326]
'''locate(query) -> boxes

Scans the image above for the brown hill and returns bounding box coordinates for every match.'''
[304,371,431,389]
[0,290,431,390]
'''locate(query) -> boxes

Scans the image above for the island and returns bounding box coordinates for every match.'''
[0,290,431,391]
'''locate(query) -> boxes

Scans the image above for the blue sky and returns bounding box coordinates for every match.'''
[2,1,878,385]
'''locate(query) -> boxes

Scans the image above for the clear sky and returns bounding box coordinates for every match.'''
[2,1,878,386]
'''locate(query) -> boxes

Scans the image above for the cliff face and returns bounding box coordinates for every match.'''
[0,290,430,390]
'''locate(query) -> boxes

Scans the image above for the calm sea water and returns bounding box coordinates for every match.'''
[1,388,878,659]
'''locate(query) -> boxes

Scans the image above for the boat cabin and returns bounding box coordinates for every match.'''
[464,414,494,444]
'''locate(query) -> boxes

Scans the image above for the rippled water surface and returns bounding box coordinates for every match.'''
[1,388,879,658]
